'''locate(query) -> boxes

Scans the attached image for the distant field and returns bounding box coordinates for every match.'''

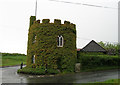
[1,55,27,67]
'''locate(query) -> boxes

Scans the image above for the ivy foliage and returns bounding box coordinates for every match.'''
[29,16,36,27]
[27,16,77,73]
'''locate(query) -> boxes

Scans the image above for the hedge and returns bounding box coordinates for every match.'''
[77,52,119,70]
[2,53,26,56]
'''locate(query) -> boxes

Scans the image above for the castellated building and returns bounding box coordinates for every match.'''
[27,16,77,72]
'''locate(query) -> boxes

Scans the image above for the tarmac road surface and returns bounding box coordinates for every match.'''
[1,66,119,83]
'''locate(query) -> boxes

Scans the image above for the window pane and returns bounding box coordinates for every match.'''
[57,35,63,47]
[57,36,59,46]
[32,55,35,64]
[60,37,62,46]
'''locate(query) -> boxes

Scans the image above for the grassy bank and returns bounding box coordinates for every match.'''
[96,79,120,83]
[1,53,27,67]
[74,79,120,85]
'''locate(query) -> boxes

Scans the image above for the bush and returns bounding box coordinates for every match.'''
[77,52,119,70]
[18,66,59,75]
[18,67,45,75]
[47,68,59,74]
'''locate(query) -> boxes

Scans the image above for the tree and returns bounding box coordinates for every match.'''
[98,41,119,55]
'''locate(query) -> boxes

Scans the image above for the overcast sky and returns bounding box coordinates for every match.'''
[0,0,119,54]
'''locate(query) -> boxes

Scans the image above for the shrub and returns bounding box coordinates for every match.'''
[18,67,45,75]
[77,52,119,70]
[17,67,59,75]
[47,68,59,74]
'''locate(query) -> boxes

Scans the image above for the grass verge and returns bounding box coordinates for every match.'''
[96,79,120,83]
[75,79,120,85]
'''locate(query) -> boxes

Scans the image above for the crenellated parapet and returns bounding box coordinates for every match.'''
[31,18,76,29]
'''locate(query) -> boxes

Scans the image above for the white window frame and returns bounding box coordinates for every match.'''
[33,35,37,43]
[32,55,35,64]
[57,35,64,47]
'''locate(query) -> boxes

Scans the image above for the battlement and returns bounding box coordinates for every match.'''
[64,21,70,25]
[54,19,61,24]
[29,16,76,29]
[32,18,75,28]
[42,19,50,24]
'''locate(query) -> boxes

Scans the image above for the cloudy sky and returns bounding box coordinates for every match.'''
[0,0,119,54]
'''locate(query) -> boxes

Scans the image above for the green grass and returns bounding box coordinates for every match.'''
[1,55,27,67]
[74,79,120,85]
[97,79,120,83]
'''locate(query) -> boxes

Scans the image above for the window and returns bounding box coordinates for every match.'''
[33,35,37,43]
[32,55,35,64]
[57,35,64,47]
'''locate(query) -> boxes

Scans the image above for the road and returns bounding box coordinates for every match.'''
[1,66,119,83]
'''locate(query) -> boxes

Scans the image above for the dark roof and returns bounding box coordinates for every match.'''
[82,40,106,52]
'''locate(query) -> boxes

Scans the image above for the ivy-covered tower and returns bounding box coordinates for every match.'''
[27,16,77,72]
